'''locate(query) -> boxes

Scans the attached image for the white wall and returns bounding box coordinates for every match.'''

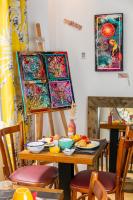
[27,0,133,135]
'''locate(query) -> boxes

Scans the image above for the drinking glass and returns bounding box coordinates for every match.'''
[13,187,33,200]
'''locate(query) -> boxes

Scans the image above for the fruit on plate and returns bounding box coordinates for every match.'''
[49,146,60,153]
[112,120,126,125]
[75,139,87,147]
[49,134,60,142]
[70,134,81,141]
[80,135,90,142]
[53,134,60,140]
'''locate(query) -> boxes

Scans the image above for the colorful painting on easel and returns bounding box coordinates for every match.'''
[49,81,73,108]
[95,13,123,71]
[24,83,50,111]
[17,51,74,114]
[44,53,70,80]
[21,54,46,81]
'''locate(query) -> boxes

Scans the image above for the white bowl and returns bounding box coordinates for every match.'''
[63,148,75,156]
[27,141,45,153]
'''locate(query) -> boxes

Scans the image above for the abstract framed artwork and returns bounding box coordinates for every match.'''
[49,80,73,108]
[95,13,123,71]
[21,54,46,81]
[17,51,74,114]
[44,52,70,80]
[24,83,50,111]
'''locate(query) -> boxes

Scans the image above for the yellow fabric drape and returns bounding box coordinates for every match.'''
[0,0,29,172]
[0,0,15,124]
[0,0,28,125]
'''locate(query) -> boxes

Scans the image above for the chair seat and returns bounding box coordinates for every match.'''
[70,170,116,192]
[9,165,58,185]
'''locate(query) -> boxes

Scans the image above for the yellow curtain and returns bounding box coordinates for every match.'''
[0,0,15,124]
[0,0,28,126]
[0,0,29,172]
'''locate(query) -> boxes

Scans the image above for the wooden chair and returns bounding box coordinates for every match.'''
[70,137,133,200]
[121,125,133,190]
[0,122,58,188]
[77,172,109,200]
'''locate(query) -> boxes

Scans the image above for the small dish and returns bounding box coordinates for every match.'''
[26,141,45,153]
[63,148,75,156]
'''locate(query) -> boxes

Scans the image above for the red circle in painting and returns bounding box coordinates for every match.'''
[117,52,122,61]
[101,23,115,38]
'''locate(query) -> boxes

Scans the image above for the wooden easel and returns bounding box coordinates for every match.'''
[34,23,68,140]
[34,23,79,173]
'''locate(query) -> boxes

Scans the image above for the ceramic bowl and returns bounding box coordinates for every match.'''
[58,138,74,150]
[26,141,45,153]
[63,148,75,156]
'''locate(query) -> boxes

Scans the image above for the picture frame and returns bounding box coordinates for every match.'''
[17,51,75,114]
[44,52,70,80]
[95,13,123,72]
[49,80,73,108]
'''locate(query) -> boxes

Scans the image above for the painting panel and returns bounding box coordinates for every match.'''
[49,80,74,108]
[21,54,46,81]
[44,52,70,80]
[95,13,123,71]
[24,83,50,112]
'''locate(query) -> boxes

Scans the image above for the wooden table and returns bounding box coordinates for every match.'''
[100,122,127,172]
[0,186,63,200]
[19,140,107,200]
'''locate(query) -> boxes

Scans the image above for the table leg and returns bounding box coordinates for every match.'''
[109,129,119,172]
[58,163,74,200]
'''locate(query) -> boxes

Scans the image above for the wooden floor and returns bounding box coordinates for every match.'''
[78,163,133,200]
[109,193,133,200]
[109,171,133,200]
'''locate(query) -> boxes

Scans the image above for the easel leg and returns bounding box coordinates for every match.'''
[60,110,68,136]
[35,114,43,140]
[48,112,55,136]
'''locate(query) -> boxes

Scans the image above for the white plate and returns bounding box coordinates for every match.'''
[44,143,55,147]
[76,141,100,149]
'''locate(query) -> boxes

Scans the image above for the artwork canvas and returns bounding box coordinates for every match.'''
[95,13,123,71]
[49,81,73,108]
[44,52,70,80]
[24,83,50,112]
[21,54,46,81]
[17,51,74,114]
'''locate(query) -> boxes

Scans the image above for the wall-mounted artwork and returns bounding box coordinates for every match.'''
[95,13,123,71]
[17,52,74,114]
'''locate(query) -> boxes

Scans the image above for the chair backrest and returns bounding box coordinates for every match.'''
[122,125,133,187]
[0,122,24,179]
[125,125,133,139]
[116,136,133,181]
[88,172,108,200]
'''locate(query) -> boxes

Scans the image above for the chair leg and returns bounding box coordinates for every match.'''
[74,164,79,174]
[54,178,59,189]
[115,188,121,200]
[101,151,103,171]
[71,189,77,200]
[120,191,124,200]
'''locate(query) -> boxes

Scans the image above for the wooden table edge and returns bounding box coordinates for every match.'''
[13,185,64,200]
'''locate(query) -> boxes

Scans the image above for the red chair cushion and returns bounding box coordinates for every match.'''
[70,170,116,192]
[9,165,58,185]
